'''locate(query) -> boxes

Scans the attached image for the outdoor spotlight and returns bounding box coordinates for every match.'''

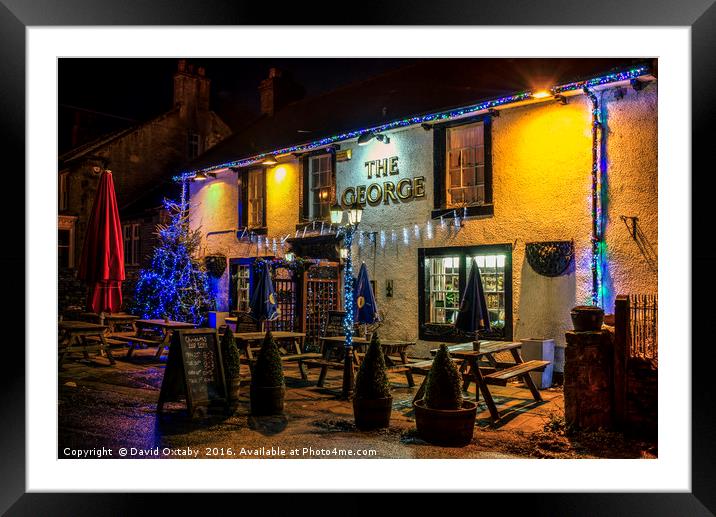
[284,251,295,262]
[554,94,568,105]
[531,90,551,99]
[193,171,209,181]
[261,154,279,165]
[488,108,500,117]
[340,248,349,260]
[330,203,344,224]
[421,123,432,131]
[357,132,375,146]
[375,134,390,144]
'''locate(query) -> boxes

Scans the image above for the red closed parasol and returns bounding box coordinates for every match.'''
[77,170,125,313]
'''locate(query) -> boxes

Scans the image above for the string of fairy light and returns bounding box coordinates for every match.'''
[173,65,650,181]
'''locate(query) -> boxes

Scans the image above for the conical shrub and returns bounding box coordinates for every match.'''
[220,327,241,380]
[354,332,391,400]
[252,330,284,387]
[423,344,463,409]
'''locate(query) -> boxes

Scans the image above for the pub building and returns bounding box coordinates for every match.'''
[181,59,658,358]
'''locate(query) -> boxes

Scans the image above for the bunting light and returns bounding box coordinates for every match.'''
[174,65,650,181]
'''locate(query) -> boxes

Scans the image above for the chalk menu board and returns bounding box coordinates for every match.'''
[157,329,228,418]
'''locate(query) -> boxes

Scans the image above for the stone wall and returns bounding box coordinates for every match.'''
[58,267,86,314]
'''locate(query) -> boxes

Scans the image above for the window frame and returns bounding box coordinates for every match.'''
[237,167,268,232]
[187,130,202,160]
[432,114,494,220]
[417,243,512,342]
[59,171,69,211]
[123,222,140,266]
[300,150,336,223]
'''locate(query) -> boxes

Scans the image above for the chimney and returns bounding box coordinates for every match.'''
[174,59,210,116]
[258,67,304,117]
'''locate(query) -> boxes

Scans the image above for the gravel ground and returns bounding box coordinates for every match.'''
[58,350,655,460]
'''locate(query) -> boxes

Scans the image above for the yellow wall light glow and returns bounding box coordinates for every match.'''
[531,90,551,99]
[273,166,287,183]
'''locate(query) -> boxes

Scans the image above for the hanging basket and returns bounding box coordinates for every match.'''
[204,254,227,278]
[525,241,574,277]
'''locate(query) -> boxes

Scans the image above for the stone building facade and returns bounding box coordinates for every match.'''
[184,60,658,357]
[58,60,232,313]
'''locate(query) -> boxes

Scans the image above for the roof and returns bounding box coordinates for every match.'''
[184,58,653,175]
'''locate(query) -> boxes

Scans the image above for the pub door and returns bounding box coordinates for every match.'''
[300,261,341,350]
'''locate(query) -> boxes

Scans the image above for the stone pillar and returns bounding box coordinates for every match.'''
[564,330,614,430]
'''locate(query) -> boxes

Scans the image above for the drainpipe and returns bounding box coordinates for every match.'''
[584,87,603,307]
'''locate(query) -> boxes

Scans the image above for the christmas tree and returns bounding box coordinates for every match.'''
[132,183,214,325]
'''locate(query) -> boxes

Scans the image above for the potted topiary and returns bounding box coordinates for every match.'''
[250,330,285,415]
[353,332,392,430]
[413,344,477,446]
[220,327,241,405]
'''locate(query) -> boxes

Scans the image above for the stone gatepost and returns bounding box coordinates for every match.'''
[564,330,614,430]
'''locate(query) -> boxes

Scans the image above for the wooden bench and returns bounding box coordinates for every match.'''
[483,360,550,386]
[108,334,163,357]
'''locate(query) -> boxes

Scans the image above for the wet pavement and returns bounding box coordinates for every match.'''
[58,346,608,460]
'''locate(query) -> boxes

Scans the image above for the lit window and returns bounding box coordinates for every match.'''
[309,154,333,220]
[247,168,265,228]
[446,121,485,207]
[425,256,461,324]
[236,265,251,312]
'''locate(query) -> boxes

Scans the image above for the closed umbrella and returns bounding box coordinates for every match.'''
[455,258,491,338]
[354,262,379,324]
[249,261,279,323]
[77,170,125,314]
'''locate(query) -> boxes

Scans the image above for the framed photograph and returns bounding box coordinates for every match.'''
[6,0,711,514]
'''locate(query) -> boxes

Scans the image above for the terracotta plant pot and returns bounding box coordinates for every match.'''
[353,396,393,430]
[570,305,605,332]
[226,377,241,404]
[413,399,477,447]
[250,385,285,415]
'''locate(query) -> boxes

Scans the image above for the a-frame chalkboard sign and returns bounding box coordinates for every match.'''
[157,329,228,418]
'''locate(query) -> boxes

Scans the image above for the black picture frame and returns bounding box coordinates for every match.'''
[6,1,712,514]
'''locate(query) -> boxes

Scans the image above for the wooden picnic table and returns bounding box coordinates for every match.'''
[305,336,415,388]
[58,320,115,367]
[232,331,318,380]
[75,312,140,333]
[111,319,196,359]
[412,340,550,421]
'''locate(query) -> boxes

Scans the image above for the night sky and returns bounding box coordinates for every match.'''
[58,58,419,152]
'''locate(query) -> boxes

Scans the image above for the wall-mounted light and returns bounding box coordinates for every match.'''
[421,123,432,131]
[357,132,390,146]
[531,90,551,99]
[339,248,348,260]
[284,251,295,262]
[193,171,209,181]
[330,203,344,224]
[346,202,363,225]
[488,108,500,117]
[261,154,279,165]
[554,94,568,105]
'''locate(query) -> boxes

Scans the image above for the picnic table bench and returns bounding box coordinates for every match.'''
[411,340,550,422]
[232,331,319,380]
[109,319,195,359]
[303,336,415,388]
[58,320,115,367]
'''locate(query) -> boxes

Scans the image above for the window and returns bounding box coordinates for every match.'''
[432,115,493,220]
[59,172,69,211]
[235,264,251,311]
[238,168,266,230]
[123,223,140,265]
[247,168,265,228]
[309,154,333,220]
[58,229,71,268]
[188,131,202,160]
[447,122,485,206]
[418,244,511,341]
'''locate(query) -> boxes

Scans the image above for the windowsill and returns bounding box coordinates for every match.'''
[431,204,494,220]
[241,226,268,235]
[295,220,330,230]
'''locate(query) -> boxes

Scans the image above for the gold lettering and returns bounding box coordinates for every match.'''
[376,159,387,177]
[383,182,398,204]
[367,183,382,204]
[364,161,373,179]
[356,185,367,205]
[389,156,399,175]
[341,187,356,206]
[413,176,426,197]
[397,178,412,200]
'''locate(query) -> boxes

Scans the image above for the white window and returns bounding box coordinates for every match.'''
[446,122,485,206]
[426,256,461,324]
[236,265,251,311]
[59,172,69,211]
[123,223,140,265]
[468,254,507,332]
[247,168,265,228]
[309,154,333,220]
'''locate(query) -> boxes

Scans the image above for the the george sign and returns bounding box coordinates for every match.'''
[339,155,426,207]
[157,329,228,418]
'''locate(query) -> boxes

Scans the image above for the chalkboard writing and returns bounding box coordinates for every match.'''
[157,329,228,418]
